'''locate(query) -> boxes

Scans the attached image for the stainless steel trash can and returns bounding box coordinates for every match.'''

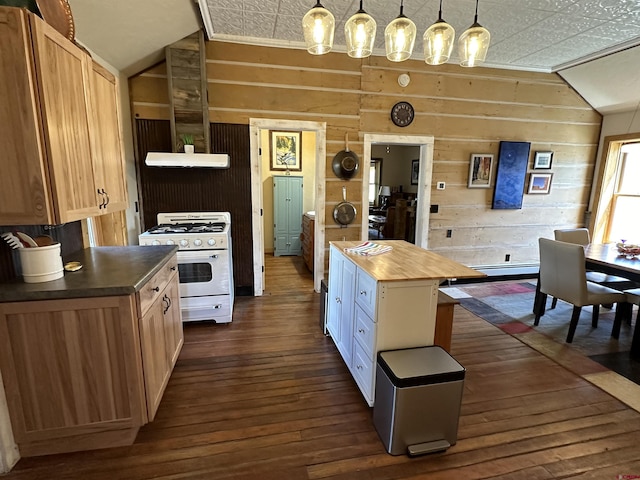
[373,346,465,456]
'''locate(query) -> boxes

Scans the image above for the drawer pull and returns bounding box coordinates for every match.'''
[335,297,341,304]
[170,266,177,271]
[358,328,365,334]
[213,304,222,309]
[360,290,367,296]
[356,364,363,370]
[152,286,160,292]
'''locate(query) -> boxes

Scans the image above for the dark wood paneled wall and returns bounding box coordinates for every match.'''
[0,222,84,282]
[135,120,254,294]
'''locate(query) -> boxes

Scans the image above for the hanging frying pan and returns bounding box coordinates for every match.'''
[333,186,357,227]
[332,133,360,179]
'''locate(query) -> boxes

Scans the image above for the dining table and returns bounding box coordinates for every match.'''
[584,243,640,359]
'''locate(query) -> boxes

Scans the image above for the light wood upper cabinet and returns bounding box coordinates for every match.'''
[89,62,128,213]
[0,7,127,225]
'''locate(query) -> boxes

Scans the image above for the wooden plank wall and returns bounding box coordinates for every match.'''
[129,40,601,269]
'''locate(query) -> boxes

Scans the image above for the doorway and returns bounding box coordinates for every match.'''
[362,134,435,248]
[249,119,327,295]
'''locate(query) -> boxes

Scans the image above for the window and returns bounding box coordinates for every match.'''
[607,143,640,242]
[369,159,382,205]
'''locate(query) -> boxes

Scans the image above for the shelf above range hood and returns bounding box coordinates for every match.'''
[145,152,230,168]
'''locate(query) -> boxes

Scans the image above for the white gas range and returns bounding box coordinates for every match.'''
[138,212,234,324]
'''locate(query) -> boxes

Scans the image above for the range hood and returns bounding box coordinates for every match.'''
[145,152,230,168]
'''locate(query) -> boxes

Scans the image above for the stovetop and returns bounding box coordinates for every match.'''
[138,212,231,249]
[147,223,226,234]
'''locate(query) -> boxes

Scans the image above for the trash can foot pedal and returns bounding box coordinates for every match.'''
[408,439,450,456]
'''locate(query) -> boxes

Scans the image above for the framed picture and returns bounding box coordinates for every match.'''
[411,159,419,185]
[270,130,301,171]
[533,151,553,169]
[468,154,494,188]
[528,172,553,194]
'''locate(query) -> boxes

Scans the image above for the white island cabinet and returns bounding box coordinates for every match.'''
[327,241,484,406]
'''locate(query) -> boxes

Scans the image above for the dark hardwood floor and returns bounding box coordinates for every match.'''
[6,255,640,479]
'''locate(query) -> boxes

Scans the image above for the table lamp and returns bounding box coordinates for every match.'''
[378,185,391,209]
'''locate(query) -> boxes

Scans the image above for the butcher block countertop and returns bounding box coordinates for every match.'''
[332,240,485,282]
[0,246,178,303]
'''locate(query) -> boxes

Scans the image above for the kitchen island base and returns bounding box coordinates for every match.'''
[327,241,483,406]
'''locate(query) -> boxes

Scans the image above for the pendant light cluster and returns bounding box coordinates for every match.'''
[302,0,490,67]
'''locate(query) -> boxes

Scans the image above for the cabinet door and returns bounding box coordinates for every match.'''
[163,276,184,368]
[338,258,356,367]
[89,62,128,214]
[30,17,100,222]
[273,176,303,256]
[327,246,356,366]
[139,298,170,421]
[326,248,343,343]
[0,8,52,224]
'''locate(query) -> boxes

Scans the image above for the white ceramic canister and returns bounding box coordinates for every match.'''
[18,243,64,283]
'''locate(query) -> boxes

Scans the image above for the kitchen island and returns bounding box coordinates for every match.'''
[0,246,183,457]
[328,240,484,406]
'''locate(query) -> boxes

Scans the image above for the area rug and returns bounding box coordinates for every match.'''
[443,281,640,385]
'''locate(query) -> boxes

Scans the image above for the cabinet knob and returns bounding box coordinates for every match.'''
[360,290,367,296]
[335,297,341,304]
[356,365,363,370]
[358,328,365,334]
[152,286,160,292]
[213,304,222,309]
[171,266,177,271]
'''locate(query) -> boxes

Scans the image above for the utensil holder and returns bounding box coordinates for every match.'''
[18,243,64,283]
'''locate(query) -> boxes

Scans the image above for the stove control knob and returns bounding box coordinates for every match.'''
[179,239,189,247]
[166,239,175,245]
[208,238,217,246]
[194,239,203,247]
[152,240,161,246]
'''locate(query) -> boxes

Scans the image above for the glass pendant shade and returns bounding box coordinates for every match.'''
[385,3,416,62]
[423,20,455,65]
[458,23,490,67]
[345,1,377,58]
[302,1,335,55]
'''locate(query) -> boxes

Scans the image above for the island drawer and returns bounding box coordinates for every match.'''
[138,256,178,316]
[352,340,374,404]
[355,268,376,319]
[354,304,376,360]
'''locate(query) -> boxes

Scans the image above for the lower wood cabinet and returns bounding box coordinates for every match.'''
[0,256,183,456]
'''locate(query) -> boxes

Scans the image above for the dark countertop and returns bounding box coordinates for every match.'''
[0,246,178,303]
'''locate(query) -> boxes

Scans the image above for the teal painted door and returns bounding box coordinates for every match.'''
[273,176,303,256]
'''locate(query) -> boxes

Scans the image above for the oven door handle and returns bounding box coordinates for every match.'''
[177,252,223,262]
[181,304,224,311]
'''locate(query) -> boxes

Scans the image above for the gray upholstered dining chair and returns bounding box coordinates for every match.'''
[551,228,634,309]
[535,238,626,343]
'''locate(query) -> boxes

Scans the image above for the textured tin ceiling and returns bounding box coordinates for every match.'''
[201,0,640,72]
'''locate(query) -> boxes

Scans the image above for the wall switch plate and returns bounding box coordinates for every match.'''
[437,182,446,190]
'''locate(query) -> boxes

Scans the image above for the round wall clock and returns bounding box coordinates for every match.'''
[390,101,415,127]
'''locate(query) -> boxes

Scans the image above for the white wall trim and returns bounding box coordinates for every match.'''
[250,119,326,295]
[362,134,435,249]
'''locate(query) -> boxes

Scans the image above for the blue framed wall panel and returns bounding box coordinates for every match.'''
[492,141,531,209]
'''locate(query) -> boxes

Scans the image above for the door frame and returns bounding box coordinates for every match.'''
[249,118,326,295]
[361,134,435,248]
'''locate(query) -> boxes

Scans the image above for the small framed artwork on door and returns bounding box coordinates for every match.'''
[468,153,494,188]
[533,151,553,169]
[528,172,553,194]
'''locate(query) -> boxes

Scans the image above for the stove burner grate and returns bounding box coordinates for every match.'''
[147,222,226,234]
